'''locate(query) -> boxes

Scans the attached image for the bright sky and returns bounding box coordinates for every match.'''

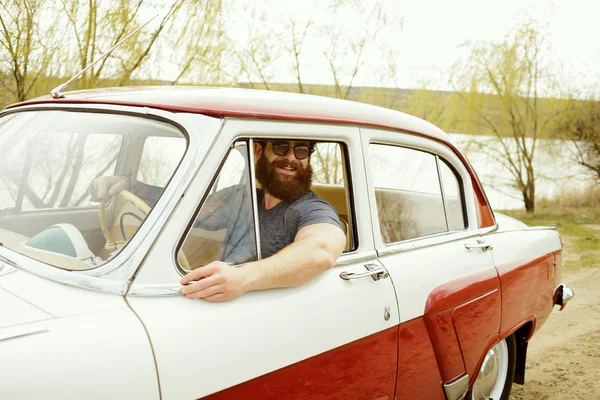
[221,0,600,92]
[393,0,600,91]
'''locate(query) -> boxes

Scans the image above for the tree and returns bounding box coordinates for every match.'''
[450,19,563,214]
[230,0,402,183]
[56,0,225,89]
[0,0,57,102]
[556,97,600,181]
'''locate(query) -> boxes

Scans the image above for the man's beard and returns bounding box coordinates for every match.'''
[255,154,313,202]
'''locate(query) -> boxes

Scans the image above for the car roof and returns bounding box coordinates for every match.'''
[4,86,495,227]
[6,86,453,145]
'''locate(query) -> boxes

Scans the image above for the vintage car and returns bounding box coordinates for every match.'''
[0,87,572,400]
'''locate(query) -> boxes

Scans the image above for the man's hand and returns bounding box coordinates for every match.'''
[89,175,130,202]
[180,261,251,302]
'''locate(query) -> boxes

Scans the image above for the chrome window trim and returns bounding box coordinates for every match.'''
[0,103,222,293]
[0,328,50,343]
[482,225,554,237]
[248,139,262,259]
[173,138,258,273]
[0,245,128,294]
[435,155,451,231]
[335,250,378,266]
[376,229,485,257]
[128,250,379,296]
[443,374,469,400]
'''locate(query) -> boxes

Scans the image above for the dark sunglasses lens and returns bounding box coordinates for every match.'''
[294,146,310,159]
[272,143,290,156]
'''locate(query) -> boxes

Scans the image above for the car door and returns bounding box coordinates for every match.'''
[126,120,400,400]
[360,128,501,400]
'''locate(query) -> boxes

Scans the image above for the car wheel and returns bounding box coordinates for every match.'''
[469,334,517,400]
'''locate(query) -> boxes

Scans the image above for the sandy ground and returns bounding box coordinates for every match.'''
[509,266,600,399]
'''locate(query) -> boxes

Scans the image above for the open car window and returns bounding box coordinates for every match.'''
[0,110,188,271]
[177,139,356,272]
[179,142,258,271]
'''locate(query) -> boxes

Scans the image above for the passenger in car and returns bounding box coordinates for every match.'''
[90,140,346,301]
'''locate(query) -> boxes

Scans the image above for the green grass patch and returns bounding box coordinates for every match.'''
[498,207,600,271]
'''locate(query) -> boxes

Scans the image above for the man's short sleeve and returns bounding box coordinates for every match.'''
[294,194,343,233]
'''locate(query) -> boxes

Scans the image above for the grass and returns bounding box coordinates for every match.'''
[499,207,600,272]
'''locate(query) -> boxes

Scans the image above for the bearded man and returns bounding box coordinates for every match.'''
[90,140,346,301]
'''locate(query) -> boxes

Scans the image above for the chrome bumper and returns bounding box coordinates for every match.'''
[553,283,574,311]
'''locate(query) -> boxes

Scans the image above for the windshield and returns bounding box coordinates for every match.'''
[0,110,187,271]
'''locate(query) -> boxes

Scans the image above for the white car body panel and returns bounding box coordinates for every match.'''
[0,308,158,400]
[360,127,496,321]
[485,228,562,267]
[0,288,52,328]
[380,237,495,322]
[128,119,400,398]
[129,261,398,399]
[0,269,125,318]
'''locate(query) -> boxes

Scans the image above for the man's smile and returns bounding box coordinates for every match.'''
[276,166,297,176]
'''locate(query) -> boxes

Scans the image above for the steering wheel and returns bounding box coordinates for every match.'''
[99,190,191,269]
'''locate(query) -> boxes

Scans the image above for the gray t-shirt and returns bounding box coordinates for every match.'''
[257,189,343,258]
[195,186,342,263]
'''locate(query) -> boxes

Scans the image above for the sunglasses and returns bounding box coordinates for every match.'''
[268,141,314,160]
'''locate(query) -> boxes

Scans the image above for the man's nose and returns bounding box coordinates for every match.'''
[282,147,298,161]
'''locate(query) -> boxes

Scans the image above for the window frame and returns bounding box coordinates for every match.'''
[437,157,469,231]
[361,127,479,255]
[174,134,361,274]
[175,139,261,273]
[368,142,449,243]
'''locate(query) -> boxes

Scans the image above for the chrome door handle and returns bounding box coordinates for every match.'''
[339,263,389,281]
[464,239,493,251]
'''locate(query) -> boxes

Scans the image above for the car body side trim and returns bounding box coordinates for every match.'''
[443,374,469,400]
[0,328,49,342]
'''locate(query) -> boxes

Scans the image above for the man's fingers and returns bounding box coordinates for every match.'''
[180,263,218,284]
[181,275,220,295]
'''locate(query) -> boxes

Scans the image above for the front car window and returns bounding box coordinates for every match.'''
[0,110,188,271]
[137,136,186,187]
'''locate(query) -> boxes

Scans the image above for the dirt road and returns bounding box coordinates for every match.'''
[509,267,600,399]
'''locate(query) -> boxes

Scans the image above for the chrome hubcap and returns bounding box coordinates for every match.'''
[472,339,509,400]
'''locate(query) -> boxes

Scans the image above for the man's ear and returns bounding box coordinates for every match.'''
[254,142,263,159]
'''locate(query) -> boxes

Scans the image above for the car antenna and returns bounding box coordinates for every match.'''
[50,14,158,99]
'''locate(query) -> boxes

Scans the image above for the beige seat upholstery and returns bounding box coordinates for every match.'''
[311,183,352,251]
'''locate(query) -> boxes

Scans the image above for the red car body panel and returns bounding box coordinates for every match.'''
[496,251,560,338]
[424,308,466,382]
[396,318,446,400]
[202,326,398,400]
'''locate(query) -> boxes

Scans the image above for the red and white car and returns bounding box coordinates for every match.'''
[0,87,572,400]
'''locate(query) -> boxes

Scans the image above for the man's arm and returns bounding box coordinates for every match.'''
[180,223,346,301]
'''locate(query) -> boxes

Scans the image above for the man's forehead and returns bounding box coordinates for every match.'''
[275,140,311,146]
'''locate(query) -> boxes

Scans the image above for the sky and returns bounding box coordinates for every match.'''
[221,0,600,93]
